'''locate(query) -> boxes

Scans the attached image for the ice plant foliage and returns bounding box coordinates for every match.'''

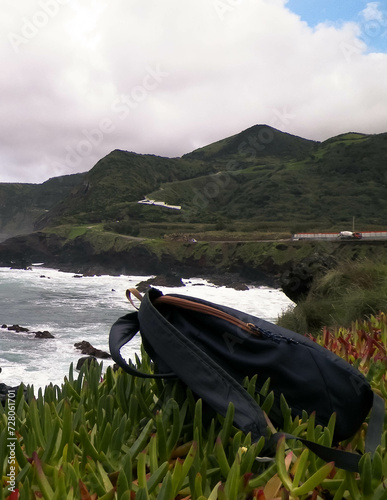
[1,318,387,499]
[309,313,387,393]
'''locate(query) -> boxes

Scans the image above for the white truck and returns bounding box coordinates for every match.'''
[338,231,362,239]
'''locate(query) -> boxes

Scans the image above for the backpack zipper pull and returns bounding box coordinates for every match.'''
[247,323,276,340]
[247,323,299,344]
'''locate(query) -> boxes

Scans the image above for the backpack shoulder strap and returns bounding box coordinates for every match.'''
[138,289,269,439]
[275,391,384,472]
[365,391,385,454]
[109,311,176,379]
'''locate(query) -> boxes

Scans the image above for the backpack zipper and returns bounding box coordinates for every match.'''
[248,322,299,344]
[154,295,271,338]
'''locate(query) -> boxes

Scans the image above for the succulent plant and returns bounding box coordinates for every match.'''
[1,317,387,499]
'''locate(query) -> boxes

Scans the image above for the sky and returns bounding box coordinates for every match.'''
[1,0,387,184]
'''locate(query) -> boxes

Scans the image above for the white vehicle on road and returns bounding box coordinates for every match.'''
[338,231,362,239]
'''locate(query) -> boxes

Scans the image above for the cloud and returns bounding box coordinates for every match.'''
[357,2,387,52]
[361,2,384,22]
[1,0,387,183]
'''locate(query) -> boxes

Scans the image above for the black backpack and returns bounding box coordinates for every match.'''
[109,287,385,472]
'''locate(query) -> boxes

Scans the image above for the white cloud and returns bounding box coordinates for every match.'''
[1,0,387,183]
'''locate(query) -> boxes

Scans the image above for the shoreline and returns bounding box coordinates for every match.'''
[0,231,286,291]
[0,268,294,393]
[3,262,282,292]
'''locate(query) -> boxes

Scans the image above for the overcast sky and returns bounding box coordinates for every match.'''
[2,0,387,183]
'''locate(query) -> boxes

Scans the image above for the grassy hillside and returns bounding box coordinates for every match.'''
[97,127,387,230]
[184,124,316,160]
[35,150,217,228]
[153,129,387,227]
[0,174,84,241]
[1,125,387,239]
[278,258,387,333]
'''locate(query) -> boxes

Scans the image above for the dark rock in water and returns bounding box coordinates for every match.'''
[136,272,185,292]
[209,273,250,291]
[76,356,98,370]
[10,262,32,270]
[35,330,55,339]
[0,383,20,406]
[230,283,249,291]
[74,341,111,359]
[8,324,29,333]
[4,324,54,338]
[82,270,100,277]
[73,274,83,278]
[1,324,7,329]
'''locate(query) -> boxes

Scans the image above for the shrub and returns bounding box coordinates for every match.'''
[278,259,387,334]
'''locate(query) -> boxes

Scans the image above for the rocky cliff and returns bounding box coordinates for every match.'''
[1,230,386,301]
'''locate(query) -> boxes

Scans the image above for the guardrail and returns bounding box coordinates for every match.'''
[292,232,387,240]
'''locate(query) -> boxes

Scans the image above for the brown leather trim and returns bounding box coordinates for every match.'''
[153,295,261,336]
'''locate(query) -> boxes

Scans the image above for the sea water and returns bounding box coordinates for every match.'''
[0,266,294,391]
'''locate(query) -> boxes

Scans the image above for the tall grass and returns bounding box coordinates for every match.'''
[278,259,387,334]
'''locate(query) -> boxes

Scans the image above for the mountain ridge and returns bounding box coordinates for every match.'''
[1,124,387,241]
[0,173,85,241]
[184,124,317,160]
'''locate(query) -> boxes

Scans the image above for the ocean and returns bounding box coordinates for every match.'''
[0,265,294,391]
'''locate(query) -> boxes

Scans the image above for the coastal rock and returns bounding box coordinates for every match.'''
[74,341,111,359]
[35,330,55,339]
[208,273,250,291]
[0,383,21,406]
[76,356,98,370]
[280,253,336,302]
[0,383,30,406]
[228,283,249,291]
[136,273,185,292]
[0,229,281,285]
[3,324,55,338]
[7,324,29,333]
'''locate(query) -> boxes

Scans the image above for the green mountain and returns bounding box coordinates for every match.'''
[0,173,85,241]
[147,127,387,229]
[184,124,316,160]
[34,150,216,228]
[1,125,387,241]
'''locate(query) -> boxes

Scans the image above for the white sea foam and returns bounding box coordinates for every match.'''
[0,267,294,391]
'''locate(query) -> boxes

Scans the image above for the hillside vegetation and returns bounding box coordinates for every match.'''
[1,125,387,241]
[279,259,387,333]
[0,174,84,241]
